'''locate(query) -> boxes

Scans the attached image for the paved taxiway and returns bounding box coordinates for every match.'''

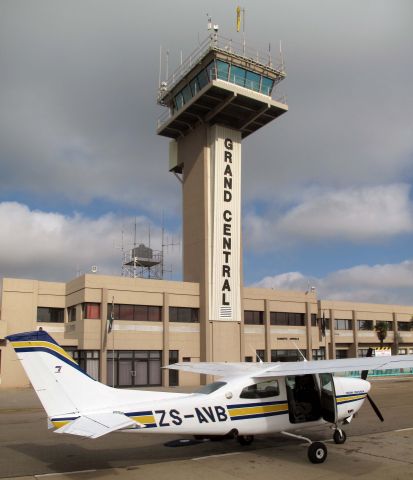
[0,377,412,479]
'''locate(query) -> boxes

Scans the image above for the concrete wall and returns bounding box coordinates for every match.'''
[1,275,412,389]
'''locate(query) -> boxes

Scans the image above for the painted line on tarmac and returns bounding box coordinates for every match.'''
[395,427,413,432]
[34,469,96,478]
[192,452,242,461]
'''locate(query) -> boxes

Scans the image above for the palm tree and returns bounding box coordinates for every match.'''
[374,321,389,346]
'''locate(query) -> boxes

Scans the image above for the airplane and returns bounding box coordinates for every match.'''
[5,330,413,464]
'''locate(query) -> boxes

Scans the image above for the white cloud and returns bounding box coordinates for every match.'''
[0,202,181,281]
[245,184,413,250]
[251,260,413,305]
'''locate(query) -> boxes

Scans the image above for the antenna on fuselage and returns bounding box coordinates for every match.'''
[290,340,308,362]
[248,344,263,363]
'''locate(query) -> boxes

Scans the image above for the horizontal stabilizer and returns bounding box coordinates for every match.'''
[54,412,141,439]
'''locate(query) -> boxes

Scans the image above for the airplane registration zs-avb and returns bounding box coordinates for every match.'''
[6,331,413,464]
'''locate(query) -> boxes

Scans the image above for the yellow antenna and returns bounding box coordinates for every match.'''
[236,6,241,32]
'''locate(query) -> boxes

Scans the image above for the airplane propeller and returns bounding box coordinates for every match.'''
[361,347,384,422]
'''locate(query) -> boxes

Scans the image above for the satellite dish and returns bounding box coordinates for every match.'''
[91,266,98,273]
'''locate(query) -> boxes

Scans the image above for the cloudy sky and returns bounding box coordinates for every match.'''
[1,0,413,305]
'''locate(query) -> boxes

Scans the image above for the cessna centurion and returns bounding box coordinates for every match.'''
[6,330,413,463]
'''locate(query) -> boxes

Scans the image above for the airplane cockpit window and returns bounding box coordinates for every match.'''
[196,381,227,394]
[240,380,280,399]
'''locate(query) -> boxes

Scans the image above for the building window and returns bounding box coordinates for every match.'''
[335,319,352,330]
[107,350,162,388]
[336,350,348,359]
[312,347,326,360]
[169,307,199,323]
[240,380,280,399]
[171,61,276,115]
[72,350,100,380]
[379,321,393,331]
[270,312,305,326]
[244,310,264,325]
[358,320,373,330]
[271,349,306,362]
[261,76,274,95]
[311,314,317,326]
[398,322,412,331]
[37,307,64,323]
[358,348,371,357]
[245,356,253,362]
[83,303,100,319]
[110,304,162,322]
[169,350,179,387]
[216,60,230,81]
[67,306,77,322]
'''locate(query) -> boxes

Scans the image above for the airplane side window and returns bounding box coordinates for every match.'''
[240,380,280,399]
[196,381,227,394]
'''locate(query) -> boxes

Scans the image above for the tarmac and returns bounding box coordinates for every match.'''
[1,377,413,480]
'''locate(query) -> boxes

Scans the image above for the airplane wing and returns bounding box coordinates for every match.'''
[54,412,141,439]
[167,354,413,379]
[254,354,413,378]
[166,362,266,377]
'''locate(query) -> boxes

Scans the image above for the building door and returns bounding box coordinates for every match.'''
[134,352,148,386]
[107,350,162,388]
[118,351,134,387]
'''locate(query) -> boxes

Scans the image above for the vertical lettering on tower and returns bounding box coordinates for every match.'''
[209,126,241,321]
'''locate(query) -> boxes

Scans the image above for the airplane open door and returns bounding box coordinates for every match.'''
[319,373,337,424]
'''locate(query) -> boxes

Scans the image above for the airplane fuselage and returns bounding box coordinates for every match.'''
[51,375,370,437]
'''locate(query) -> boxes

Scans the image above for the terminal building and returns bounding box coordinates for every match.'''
[1,30,412,388]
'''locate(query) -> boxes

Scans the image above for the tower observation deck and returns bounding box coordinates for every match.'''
[156,28,288,368]
[157,33,287,146]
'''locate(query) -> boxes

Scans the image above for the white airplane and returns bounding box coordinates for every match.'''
[6,330,413,464]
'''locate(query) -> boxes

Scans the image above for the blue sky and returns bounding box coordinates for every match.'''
[1,0,413,304]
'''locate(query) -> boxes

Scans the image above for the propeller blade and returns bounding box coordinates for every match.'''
[366,394,384,422]
[361,348,374,380]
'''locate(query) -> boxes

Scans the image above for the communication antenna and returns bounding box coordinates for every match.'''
[290,340,308,362]
[248,344,263,363]
[161,211,179,279]
[255,351,263,364]
[158,45,162,88]
[280,40,284,72]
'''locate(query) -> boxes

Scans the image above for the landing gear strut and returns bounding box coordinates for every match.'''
[281,431,328,464]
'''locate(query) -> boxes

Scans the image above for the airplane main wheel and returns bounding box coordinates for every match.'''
[237,435,254,446]
[333,429,347,444]
[307,442,327,464]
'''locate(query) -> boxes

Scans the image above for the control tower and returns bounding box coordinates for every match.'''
[157,26,288,364]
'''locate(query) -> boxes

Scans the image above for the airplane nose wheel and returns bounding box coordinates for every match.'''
[237,434,254,446]
[307,442,328,464]
[333,429,347,444]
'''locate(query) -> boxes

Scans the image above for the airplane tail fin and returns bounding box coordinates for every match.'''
[6,330,119,419]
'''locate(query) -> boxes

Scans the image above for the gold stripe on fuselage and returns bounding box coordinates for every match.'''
[229,403,288,417]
